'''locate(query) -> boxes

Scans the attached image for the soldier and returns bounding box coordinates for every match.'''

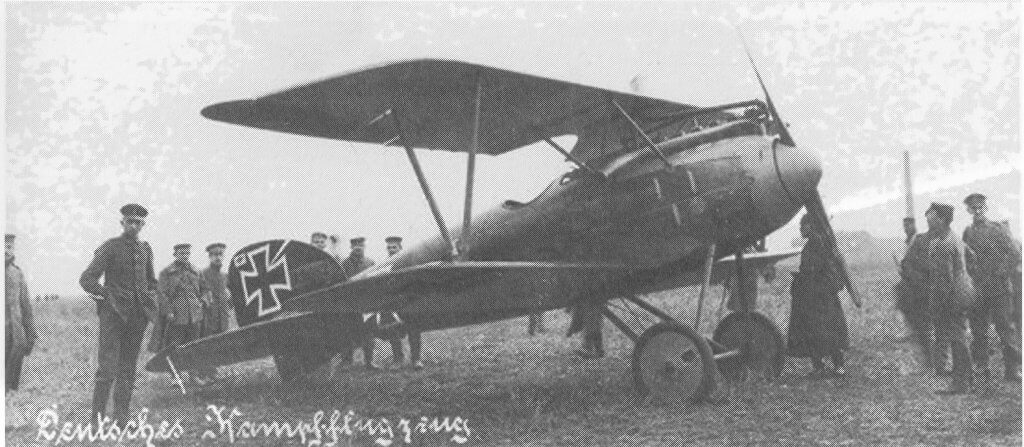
[6,234,36,392]
[329,234,344,264]
[787,213,850,377]
[79,204,159,425]
[962,193,1022,383]
[1002,221,1023,344]
[341,236,376,277]
[310,232,328,251]
[924,203,976,394]
[339,237,377,368]
[901,226,949,374]
[150,243,209,385]
[377,236,423,370]
[527,312,546,336]
[196,243,232,382]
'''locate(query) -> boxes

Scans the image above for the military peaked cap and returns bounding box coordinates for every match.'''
[385,236,403,244]
[311,231,327,239]
[206,242,226,253]
[927,202,954,224]
[350,237,366,244]
[963,193,986,205]
[173,243,192,251]
[120,203,148,218]
[5,233,15,241]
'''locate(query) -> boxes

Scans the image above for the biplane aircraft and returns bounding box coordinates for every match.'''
[147,48,860,402]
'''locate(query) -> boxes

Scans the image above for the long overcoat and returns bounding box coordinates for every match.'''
[787,236,850,358]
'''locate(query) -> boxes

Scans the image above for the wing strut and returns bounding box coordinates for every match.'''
[541,136,600,176]
[460,77,484,256]
[391,109,458,259]
[610,99,673,170]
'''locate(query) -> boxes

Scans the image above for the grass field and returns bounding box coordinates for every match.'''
[5,260,1021,446]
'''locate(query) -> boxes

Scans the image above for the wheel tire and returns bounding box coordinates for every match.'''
[632,322,716,403]
[712,311,785,381]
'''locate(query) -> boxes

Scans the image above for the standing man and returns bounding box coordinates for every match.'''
[6,234,36,392]
[196,242,232,382]
[341,237,376,277]
[925,203,976,394]
[151,243,209,385]
[962,193,1022,383]
[341,237,377,368]
[901,227,948,374]
[787,213,849,377]
[377,236,423,369]
[79,204,159,425]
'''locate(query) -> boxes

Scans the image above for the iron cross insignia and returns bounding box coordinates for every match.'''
[237,241,292,317]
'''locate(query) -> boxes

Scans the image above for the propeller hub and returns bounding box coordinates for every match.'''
[772,142,822,205]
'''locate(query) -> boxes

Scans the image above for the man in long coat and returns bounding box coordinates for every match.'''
[787,213,849,377]
[196,242,232,381]
[901,229,951,374]
[150,243,208,384]
[962,193,1022,383]
[80,204,159,425]
[6,234,36,392]
[925,202,976,394]
[339,237,378,368]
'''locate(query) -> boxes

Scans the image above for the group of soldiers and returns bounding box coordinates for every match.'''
[308,231,423,371]
[897,193,1022,394]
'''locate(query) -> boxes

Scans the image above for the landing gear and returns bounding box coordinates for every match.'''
[632,322,716,402]
[712,312,785,381]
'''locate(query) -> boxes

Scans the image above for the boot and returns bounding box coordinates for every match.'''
[90,381,112,424]
[110,383,134,429]
[936,377,972,395]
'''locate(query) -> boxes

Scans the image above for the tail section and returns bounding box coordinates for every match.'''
[227,239,346,326]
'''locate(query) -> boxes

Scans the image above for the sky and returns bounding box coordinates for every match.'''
[5,2,1020,294]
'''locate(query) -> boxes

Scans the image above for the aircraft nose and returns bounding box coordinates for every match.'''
[772,142,822,204]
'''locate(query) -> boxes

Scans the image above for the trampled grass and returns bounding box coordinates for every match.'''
[5,260,1021,446]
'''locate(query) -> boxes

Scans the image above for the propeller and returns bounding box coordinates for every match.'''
[740,33,862,308]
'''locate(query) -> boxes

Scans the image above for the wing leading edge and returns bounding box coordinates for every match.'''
[201,59,697,163]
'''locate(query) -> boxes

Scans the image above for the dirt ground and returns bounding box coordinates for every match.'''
[5,260,1021,446]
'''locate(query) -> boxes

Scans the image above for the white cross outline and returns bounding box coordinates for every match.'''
[237,241,292,317]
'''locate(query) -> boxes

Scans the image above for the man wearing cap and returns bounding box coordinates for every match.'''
[311,232,328,251]
[196,243,232,382]
[377,236,423,369]
[80,204,159,425]
[962,193,1022,383]
[925,202,976,394]
[6,234,36,392]
[787,213,849,378]
[900,224,949,374]
[341,237,376,277]
[151,243,209,384]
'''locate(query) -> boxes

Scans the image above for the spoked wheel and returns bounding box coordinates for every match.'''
[632,322,716,403]
[712,312,785,381]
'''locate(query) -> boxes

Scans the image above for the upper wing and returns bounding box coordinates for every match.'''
[201,59,697,163]
[284,260,629,314]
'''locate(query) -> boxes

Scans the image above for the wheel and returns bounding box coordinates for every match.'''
[632,322,716,403]
[712,311,785,381]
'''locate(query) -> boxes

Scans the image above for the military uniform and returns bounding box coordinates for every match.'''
[151,260,207,354]
[927,224,975,392]
[963,219,1022,379]
[200,265,232,336]
[79,205,159,424]
[900,232,950,372]
[341,255,376,278]
[6,251,36,392]
[787,233,849,371]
